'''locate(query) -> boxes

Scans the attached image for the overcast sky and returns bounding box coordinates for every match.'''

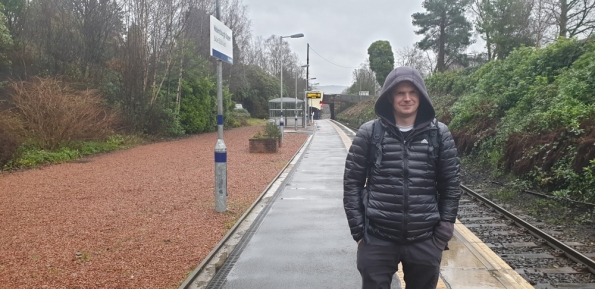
[242,0,428,87]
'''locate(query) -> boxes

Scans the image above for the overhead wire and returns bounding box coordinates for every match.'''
[308,45,359,69]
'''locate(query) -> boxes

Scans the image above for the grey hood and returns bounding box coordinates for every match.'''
[374,66,435,129]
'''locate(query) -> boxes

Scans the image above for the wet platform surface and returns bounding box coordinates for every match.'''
[206,119,534,289]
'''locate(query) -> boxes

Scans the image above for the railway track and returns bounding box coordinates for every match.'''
[335,120,595,288]
[459,184,595,288]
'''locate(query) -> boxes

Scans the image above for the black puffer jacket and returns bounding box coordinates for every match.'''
[343,67,461,244]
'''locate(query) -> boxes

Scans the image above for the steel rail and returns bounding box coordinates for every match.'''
[461,184,595,275]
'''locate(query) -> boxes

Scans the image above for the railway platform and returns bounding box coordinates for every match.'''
[181,119,534,289]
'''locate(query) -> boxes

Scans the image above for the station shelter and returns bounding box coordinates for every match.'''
[268,97,305,128]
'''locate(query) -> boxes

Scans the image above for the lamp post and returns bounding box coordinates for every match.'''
[296,64,308,131]
[279,33,304,143]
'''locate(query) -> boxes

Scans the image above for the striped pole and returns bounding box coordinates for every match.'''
[279,35,284,144]
[214,0,227,212]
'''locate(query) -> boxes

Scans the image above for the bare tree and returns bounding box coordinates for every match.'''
[220,0,251,64]
[346,61,380,96]
[72,0,123,80]
[395,46,434,77]
[547,0,595,38]
[20,0,81,76]
[220,0,252,93]
[4,0,278,132]
[533,0,555,47]
[244,36,268,68]
[263,35,298,77]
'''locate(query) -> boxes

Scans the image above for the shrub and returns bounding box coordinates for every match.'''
[227,108,251,128]
[145,107,185,136]
[9,77,120,150]
[0,109,24,166]
[264,121,281,139]
[179,77,217,134]
[335,97,376,129]
[251,130,267,139]
[13,147,80,168]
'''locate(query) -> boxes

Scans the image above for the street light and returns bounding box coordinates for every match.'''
[279,33,304,143]
[296,64,308,131]
[307,78,316,90]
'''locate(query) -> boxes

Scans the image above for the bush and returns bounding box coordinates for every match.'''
[335,97,376,129]
[145,107,185,136]
[264,121,281,139]
[227,108,251,128]
[9,77,120,150]
[425,68,475,98]
[13,147,81,168]
[450,38,589,133]
[427,37,595,201]
[0,109,24,166]
[179,77,217,134]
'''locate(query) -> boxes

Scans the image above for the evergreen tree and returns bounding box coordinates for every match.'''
[473,0,534,60]
[412,0,473,72]
[367,40,394,86]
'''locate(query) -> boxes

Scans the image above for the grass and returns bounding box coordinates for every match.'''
[246,118,268,126]
[2,118,269,172]
[75,252,91,262]
[490,188,518,202]
[224,220,236,230]
[3,134,144,171]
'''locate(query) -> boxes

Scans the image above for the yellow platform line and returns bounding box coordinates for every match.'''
[452,220,534,288]
[396,263,447,289]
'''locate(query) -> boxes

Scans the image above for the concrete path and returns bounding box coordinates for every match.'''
[200,118,533,289]
[216,120,360,289]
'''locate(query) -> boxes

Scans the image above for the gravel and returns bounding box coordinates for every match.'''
[459,165,595,286]
[0,125,309,288]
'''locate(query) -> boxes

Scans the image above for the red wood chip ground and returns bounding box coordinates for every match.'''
[0,125,309,288]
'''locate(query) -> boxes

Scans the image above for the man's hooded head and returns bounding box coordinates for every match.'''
[374,67,435,129]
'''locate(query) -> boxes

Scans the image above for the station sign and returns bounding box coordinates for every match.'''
[306,91,322,99]
[210,15,233,64]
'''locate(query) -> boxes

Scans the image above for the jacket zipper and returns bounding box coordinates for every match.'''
[396,123,438,241]
[402,137,409,241]
[401,128,415,241]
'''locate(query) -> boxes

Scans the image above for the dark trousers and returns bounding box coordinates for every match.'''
[357,235,442,289]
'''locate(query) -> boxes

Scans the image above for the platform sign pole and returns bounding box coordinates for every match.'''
[294,71,298,131]
[279,35,284,144]
[211,0,233,212]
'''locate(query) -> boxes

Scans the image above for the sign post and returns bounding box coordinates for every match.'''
[210,5,233,213]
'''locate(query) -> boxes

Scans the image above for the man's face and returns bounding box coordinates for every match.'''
[391,81,420,118]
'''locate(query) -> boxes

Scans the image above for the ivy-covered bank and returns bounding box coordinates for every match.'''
[338,38,595,203]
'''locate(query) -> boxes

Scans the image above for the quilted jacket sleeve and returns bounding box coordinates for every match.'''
[436,122,462,222]
[343,121,374,241]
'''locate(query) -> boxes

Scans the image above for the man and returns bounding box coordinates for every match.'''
[343,66,461,289]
